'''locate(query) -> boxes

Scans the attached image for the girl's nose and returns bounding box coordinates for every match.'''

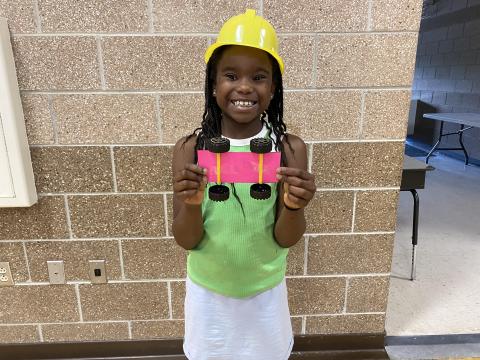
[237,78,253,93]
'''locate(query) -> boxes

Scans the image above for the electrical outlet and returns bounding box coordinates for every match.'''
[47,260,66,284]
[0,262,14,286]
[88,260,107,284]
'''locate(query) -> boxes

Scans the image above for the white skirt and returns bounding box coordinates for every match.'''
[183,276,294,360]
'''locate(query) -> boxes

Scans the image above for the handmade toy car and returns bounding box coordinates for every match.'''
[197,137,280,202]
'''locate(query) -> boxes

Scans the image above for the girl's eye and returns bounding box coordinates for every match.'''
[225,73,237,80]
[254,74,267,81]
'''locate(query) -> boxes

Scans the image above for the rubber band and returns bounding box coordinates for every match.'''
[284,203,301,211]
[283,183,301,211]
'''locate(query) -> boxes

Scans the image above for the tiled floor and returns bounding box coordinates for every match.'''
[387,343,480,360]
[385,150,480,358]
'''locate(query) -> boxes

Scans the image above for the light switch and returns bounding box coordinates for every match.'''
[47,260,66,284]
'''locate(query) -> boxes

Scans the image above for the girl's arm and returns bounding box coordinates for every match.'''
[274,135,316,248]
[172,135,206,250]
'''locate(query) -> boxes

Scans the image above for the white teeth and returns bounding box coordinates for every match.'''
[233,100,255,107]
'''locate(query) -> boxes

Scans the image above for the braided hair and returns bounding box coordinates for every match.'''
[185,45,293,164]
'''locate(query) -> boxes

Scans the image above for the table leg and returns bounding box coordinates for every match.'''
[425,121,472,165]
[410,189,419,281]
[426,121,444,164]
[458,124,469,165]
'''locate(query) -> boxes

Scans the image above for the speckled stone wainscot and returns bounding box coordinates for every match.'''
[0,0,422,344]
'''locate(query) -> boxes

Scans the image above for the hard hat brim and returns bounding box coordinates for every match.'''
[204,42,285,75]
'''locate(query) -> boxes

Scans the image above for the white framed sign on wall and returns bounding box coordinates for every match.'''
[0,17,37,207]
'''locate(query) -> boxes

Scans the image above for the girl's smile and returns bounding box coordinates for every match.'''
[231,100,257,108]
[213,46,275,138]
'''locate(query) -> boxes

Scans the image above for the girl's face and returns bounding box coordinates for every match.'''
[213,46,275,133]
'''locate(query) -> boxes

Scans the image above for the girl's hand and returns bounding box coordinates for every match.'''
[173,164,207,205]
[276,167,316,210]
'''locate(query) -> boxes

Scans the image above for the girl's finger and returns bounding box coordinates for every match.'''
[174,169,206,183]
[282,176,316,194]
[277,167,313,180]
[283,183,305,209]
[285,184,312,202]
[283,190,306,209]
[177,189,199,199]
[281,175,309,188]
[173,180,201,192]
[185,164,207,175]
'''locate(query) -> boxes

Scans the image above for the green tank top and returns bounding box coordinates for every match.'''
[187,128,289,298]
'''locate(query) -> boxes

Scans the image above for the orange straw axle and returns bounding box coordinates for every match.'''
[258,154,264,184]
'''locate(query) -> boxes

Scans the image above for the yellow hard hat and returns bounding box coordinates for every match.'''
[204,9,284,74]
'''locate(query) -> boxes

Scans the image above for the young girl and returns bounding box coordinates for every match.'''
[172,9,316,360]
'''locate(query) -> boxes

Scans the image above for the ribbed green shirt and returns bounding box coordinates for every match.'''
[187,138,289,298]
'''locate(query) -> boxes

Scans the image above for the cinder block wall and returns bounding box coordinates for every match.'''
[412,0,480,161]
[0,0,421,343]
